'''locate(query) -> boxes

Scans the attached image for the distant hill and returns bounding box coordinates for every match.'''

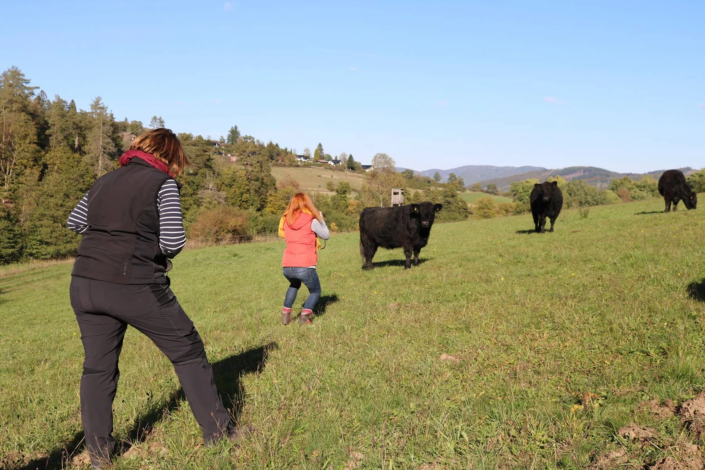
[397,165,545,185]
[476,166,696,192]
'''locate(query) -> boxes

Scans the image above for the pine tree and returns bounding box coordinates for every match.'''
[227,125,240,144]
[47,95,71,150]
[149,116,165,129]
[88,97,117,176]
[25,147,94,259]
[433,172,441,182]
[314,143,324,161]
[0,67,41,189]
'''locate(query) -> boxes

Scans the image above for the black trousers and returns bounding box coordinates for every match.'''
[69,276,232,464]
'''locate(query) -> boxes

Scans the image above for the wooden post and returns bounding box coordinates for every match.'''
[391,188,405,206]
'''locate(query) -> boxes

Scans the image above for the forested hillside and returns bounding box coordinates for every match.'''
[0,67,470,265]
[477,166,696,191]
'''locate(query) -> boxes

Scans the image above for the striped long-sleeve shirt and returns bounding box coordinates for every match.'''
[67,179,187,257]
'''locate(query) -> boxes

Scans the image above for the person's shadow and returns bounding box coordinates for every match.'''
[635,211,664,215]
[515,229,538,234]
[313,294,339,318]
[15,342,277,470]
[688,280,705,302]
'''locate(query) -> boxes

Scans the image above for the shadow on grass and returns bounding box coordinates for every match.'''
[313,294,339,318]
[370,258,430,269]
[687,280,705,302]
[516,229,539,234]
[635,211,664,215]
[15,342,277,470]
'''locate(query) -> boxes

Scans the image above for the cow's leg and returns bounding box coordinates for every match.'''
[549,216,556,232]
[403,246,412,269]
[533,212,540,232]
[362,244,377,270]
[539,214,547,233]
[360,233,377,270]
[413,248,421,266]
[665,198,671,212]
[673,198,679,212]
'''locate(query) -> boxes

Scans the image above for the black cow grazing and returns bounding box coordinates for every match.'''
[658,170,697,212]
[359,202,443,270]
[530,181,564,233]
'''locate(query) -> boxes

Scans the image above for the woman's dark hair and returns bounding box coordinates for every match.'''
[130,128,190,176]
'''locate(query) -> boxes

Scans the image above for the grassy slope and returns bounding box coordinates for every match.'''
[460,192,513,204]
[3,199,705,469]
[271,167,367,193]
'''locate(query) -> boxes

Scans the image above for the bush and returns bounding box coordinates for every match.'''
[246,210,280,237]
[475,198,497,219]
[604,190,621,205]
[617,188,630,202]
[579,206,590,219]
[496,202,517,216]
[190,206,249,244]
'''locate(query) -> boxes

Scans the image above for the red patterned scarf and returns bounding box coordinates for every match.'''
[118,150,175,178]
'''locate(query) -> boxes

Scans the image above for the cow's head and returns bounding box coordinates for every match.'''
[534,181,558,202]
[685,191,698,210]
[411,202,443,228]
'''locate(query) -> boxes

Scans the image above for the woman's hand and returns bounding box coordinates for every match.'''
[319,211,324,220]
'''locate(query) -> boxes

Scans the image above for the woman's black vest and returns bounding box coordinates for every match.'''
[72,158,172,284]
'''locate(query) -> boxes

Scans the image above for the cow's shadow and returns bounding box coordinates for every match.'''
[371,258,430,269]
[516,229,539,235]
[635,211,664,216]
[15,342,277,470]
[687,280,705,302]
[313,294,339,318]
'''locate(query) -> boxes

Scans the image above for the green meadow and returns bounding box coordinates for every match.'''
[459,192,513,205]
[3,198,705,469]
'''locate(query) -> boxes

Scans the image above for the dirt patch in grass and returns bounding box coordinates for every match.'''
[618,424,658,441]
[679,393,705,438]
[641,399,677,419]
[590,448,630,470]
[650,442,704,470]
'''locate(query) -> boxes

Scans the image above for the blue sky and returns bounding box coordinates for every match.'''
[1,0,703,172]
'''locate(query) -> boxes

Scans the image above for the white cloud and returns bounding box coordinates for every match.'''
[437,101,448,107]
[224,2,234,10]
[699,103,705,109]
[213,99,221,104]
[349,66,357,72]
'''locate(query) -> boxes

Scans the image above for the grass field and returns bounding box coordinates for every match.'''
[460,192,513,205]
[4,199,705,469]
[271,167,367,193]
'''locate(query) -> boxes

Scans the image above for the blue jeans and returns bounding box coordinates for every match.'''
[283,267,321,311]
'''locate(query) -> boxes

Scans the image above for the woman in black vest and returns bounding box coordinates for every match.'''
[67,129,243,468]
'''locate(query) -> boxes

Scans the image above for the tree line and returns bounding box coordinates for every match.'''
[0,67,471,265]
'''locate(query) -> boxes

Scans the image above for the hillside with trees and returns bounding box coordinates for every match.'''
[0,67,470,265]
[477,166,695,192]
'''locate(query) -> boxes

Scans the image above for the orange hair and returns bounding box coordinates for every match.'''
[283,193,322,226]
[130,128,190,176]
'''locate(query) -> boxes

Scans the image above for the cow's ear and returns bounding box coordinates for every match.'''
[534,183,542,189]
[434,204,443,212]
[551,181,558,187]
[410,204,420,214]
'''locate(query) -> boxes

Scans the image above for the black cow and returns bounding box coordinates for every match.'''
[359,202,442,270]
[658,169,697,212]
[530,181,563,233]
